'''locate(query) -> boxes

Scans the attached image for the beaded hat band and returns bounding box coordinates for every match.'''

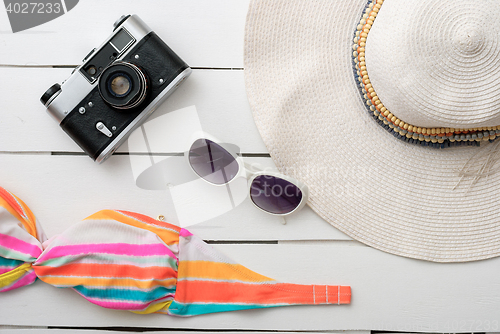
[353,0,500,148]
[245,0,500,262]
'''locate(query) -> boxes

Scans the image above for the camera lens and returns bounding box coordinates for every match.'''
[108,73,132,97]
[98,62,148,110]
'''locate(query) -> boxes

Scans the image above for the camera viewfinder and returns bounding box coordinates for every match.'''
[79,28,135,83]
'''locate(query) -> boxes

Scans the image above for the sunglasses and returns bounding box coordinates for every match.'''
[186,133,309,216]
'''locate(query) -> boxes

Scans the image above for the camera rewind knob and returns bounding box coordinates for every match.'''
[113,15,131,31]
[40,83,62,107]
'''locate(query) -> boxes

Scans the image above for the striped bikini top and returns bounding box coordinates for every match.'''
[0,187,350,317]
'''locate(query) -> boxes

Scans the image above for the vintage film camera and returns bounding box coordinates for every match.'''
[40,15,191,163]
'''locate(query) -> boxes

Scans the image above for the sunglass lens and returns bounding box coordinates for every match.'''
[250,175,303,215]
[189,139,239,185]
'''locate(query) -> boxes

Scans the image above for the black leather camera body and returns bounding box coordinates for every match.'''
[41,15,191,163]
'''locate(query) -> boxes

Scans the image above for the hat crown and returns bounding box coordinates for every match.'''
[453,25,483,55]
[365,0,500,129]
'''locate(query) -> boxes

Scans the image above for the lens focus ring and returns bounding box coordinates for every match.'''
[98,62,148,111]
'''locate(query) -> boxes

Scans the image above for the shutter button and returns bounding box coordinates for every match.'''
[96,122,113,138]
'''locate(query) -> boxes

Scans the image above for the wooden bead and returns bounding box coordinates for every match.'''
[352,0,500,148]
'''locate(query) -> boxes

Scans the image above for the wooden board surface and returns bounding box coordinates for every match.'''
[1,0,499,333]
[0,331,369,334]
[0,68,267,153]
[0,0,249,68]
[0,155,351,241]
[2,242,500,332]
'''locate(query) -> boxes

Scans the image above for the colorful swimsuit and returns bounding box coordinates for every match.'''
[0,187,350,317]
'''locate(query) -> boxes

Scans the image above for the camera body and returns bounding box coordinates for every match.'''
[41,15,191,163]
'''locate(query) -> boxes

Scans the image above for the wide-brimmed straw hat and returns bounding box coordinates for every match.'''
[244,0,500,262]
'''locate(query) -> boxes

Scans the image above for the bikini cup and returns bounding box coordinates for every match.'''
[0,186,351,317]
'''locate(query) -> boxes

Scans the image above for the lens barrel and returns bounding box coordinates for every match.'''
[98,62,148,111]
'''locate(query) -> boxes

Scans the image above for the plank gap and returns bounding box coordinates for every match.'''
[205,240,278,245]
[191,67,244,71]
[278,240,364,247]
[0,64,243,71]
[0,64,76,68]
[0,151,51,156]
[0,152,271,157]
[373,332,484,334]
[43,327,365,333]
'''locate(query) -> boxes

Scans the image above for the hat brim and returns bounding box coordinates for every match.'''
[244,0,500,262]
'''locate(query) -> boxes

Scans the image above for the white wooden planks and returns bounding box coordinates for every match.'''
[0,331,370,334]
[0,68,267,153]
[0,154,351,241]
[0,0,249,68]
[1,242,500,332]
[2,0,498,332]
